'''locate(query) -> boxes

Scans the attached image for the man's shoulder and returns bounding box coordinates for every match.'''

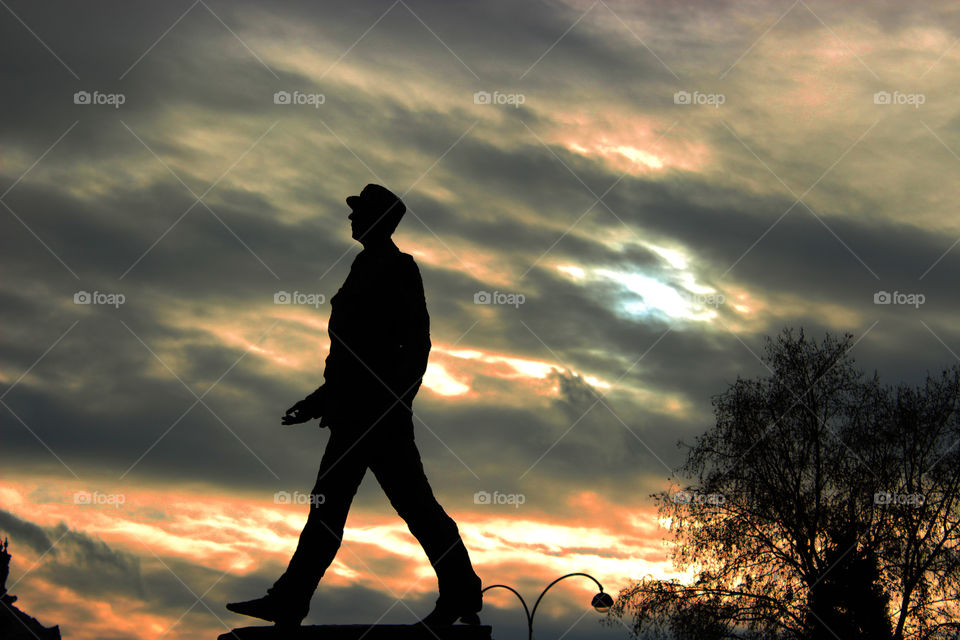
[396,250,417,265]
[356,249,420,282]
[392,251,420,273]
[355,247,416,266]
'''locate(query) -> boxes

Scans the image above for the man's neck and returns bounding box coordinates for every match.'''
[359,237,398,254]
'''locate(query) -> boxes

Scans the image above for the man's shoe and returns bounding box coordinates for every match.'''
[418,603,481,626]
[418,588,482,626]
[226,591,308,627]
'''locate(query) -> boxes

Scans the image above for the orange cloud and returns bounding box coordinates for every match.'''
[1,475,674,639]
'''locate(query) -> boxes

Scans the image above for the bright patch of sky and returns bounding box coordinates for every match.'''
[556,240,728,323]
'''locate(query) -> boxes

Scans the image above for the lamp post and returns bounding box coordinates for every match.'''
[482,572,614,640]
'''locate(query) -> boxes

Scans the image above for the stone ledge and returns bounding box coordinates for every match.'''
[218,624,493,640]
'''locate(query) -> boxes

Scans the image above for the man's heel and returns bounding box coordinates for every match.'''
[459,612,481,625]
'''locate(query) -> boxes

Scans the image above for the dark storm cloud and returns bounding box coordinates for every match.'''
[0,509,144,598]
[41,524,145,599]
[0,510,53,557]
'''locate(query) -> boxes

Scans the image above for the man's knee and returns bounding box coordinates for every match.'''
[394,496,458,533]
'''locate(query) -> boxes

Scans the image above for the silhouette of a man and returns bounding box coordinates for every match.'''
[227,184,482,627]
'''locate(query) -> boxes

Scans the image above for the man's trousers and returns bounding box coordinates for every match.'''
[270,417,480,608]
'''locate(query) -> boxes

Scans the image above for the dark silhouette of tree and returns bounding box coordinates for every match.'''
[607,329,960,640]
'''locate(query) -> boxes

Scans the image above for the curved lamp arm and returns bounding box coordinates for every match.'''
[483,573,609,640]
[530,573,606,634]
[481,584,532,638]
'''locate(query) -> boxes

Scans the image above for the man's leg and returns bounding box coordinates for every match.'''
[269,427,371,609]
[368,422,481,618]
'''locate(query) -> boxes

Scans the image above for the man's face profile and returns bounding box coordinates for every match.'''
[348,203,378,242]
[346,184,405,246]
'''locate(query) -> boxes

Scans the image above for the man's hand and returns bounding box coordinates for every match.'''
[281,399,315,426]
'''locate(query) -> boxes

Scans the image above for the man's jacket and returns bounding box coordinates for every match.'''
[309,244,430,428]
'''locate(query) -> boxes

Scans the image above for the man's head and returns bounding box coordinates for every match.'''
[346,184,406,245]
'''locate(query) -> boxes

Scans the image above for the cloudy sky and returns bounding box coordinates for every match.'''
[2,0,959,638]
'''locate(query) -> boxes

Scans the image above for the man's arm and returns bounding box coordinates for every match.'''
[392,256,431,400]
[284,289,348,426]
[281,385,325,425]
[303,384,327,416]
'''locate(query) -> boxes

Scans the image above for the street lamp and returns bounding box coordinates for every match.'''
[482,572,614,640]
